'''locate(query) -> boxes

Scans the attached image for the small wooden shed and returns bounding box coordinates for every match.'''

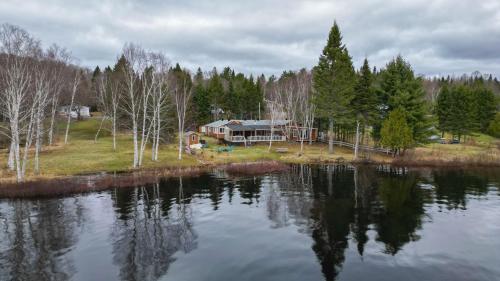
[185,131,199,146]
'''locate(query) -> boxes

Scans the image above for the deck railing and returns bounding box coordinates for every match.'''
[226,135,286,142]
[230,136,246,142]
[248,135,286,141]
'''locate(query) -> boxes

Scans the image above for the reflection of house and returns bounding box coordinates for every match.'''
[58,105,91,118]
[201,119,317,144]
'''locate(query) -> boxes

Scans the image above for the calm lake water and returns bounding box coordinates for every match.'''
[1,165,500,281]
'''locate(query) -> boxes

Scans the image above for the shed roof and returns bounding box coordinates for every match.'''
[185,131,198,136]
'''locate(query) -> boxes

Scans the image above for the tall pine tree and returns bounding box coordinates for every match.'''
[313,21,356,153]
[351,58,378,158]
[436,83,452,136]
[192,68,211,125]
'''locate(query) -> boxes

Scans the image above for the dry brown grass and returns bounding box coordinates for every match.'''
[393,139,500,167]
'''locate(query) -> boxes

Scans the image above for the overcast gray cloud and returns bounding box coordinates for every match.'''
[1,0,499,77]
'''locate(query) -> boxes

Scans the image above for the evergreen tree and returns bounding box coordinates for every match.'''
[312,21,356,153]
[192,68,211,125]
[351,58,378,158]
[436,83,452,135]
[352,58,378,125]
[471,83,496,132]
[463,85,480,135]
[487,112,500,138]
[113,55,129,73]
[376,56,431,143]
[380,108,413,156]
[92,66,101,81]
[206,68,224,119]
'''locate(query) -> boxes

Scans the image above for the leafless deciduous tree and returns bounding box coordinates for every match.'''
[266,69,315,153]
[149,53,171,161]
[1,24,76,181]
[172,69,192,160]
[95,68,120,150]
[265,99,284,152]
[46,44,71,146]
[119,43,147,168]
[0,23,39,182]
[63,68,81,145]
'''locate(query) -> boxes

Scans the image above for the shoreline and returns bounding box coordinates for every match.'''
[1,157,499,199]
[0,161,289,198]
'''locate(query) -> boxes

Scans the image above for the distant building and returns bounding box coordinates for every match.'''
[58,105,91,118]
[185,131,199,147]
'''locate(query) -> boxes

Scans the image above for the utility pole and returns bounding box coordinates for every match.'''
[258,102,261,120]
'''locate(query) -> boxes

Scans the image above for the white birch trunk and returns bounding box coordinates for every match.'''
[328,118,334,154]
[154,116,161,161]
[34,103,43,175]
[151,109,157,160]
[178,126,183,160]
[48,95,58,145]
[64,72,80,145]
[132,117,139,168]
[94,116,106,143]
[112,113,116,151]
[268,126,274,152]
[7,141,15,170]
[21,102,37,180]
[111,89,118,151]
[354,120,360,160]
[300,127,305,153]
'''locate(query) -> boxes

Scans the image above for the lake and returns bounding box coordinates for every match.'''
[1,165,499,281]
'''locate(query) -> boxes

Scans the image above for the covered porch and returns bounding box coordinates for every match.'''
[224,124,286,143]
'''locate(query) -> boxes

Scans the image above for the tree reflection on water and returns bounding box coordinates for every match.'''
[0,198,85,280]
[110,177,197,281]
[0,165,499,281]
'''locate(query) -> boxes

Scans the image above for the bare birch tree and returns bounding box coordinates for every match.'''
[172,68,192,160]
[119,43,146,168]
[95,68,119,150]
[32,57,52,175]
[0,23,39,182]
[295,70,315,152]
[137,62,155,166]
[46,44,71,146]
[63,68,81,144]
[266,99,284,152]
[149,52,171,161]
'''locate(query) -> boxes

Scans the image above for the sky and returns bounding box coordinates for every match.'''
[1,0,499,77]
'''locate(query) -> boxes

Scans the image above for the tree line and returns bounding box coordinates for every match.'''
[436,79,497,139]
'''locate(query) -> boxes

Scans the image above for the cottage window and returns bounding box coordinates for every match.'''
[219,127,225,134]
[191,135,196,141]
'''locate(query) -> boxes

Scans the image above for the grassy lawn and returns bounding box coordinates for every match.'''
[194,133,392,164]
[0,117,367,181]
[0,117,200,180]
